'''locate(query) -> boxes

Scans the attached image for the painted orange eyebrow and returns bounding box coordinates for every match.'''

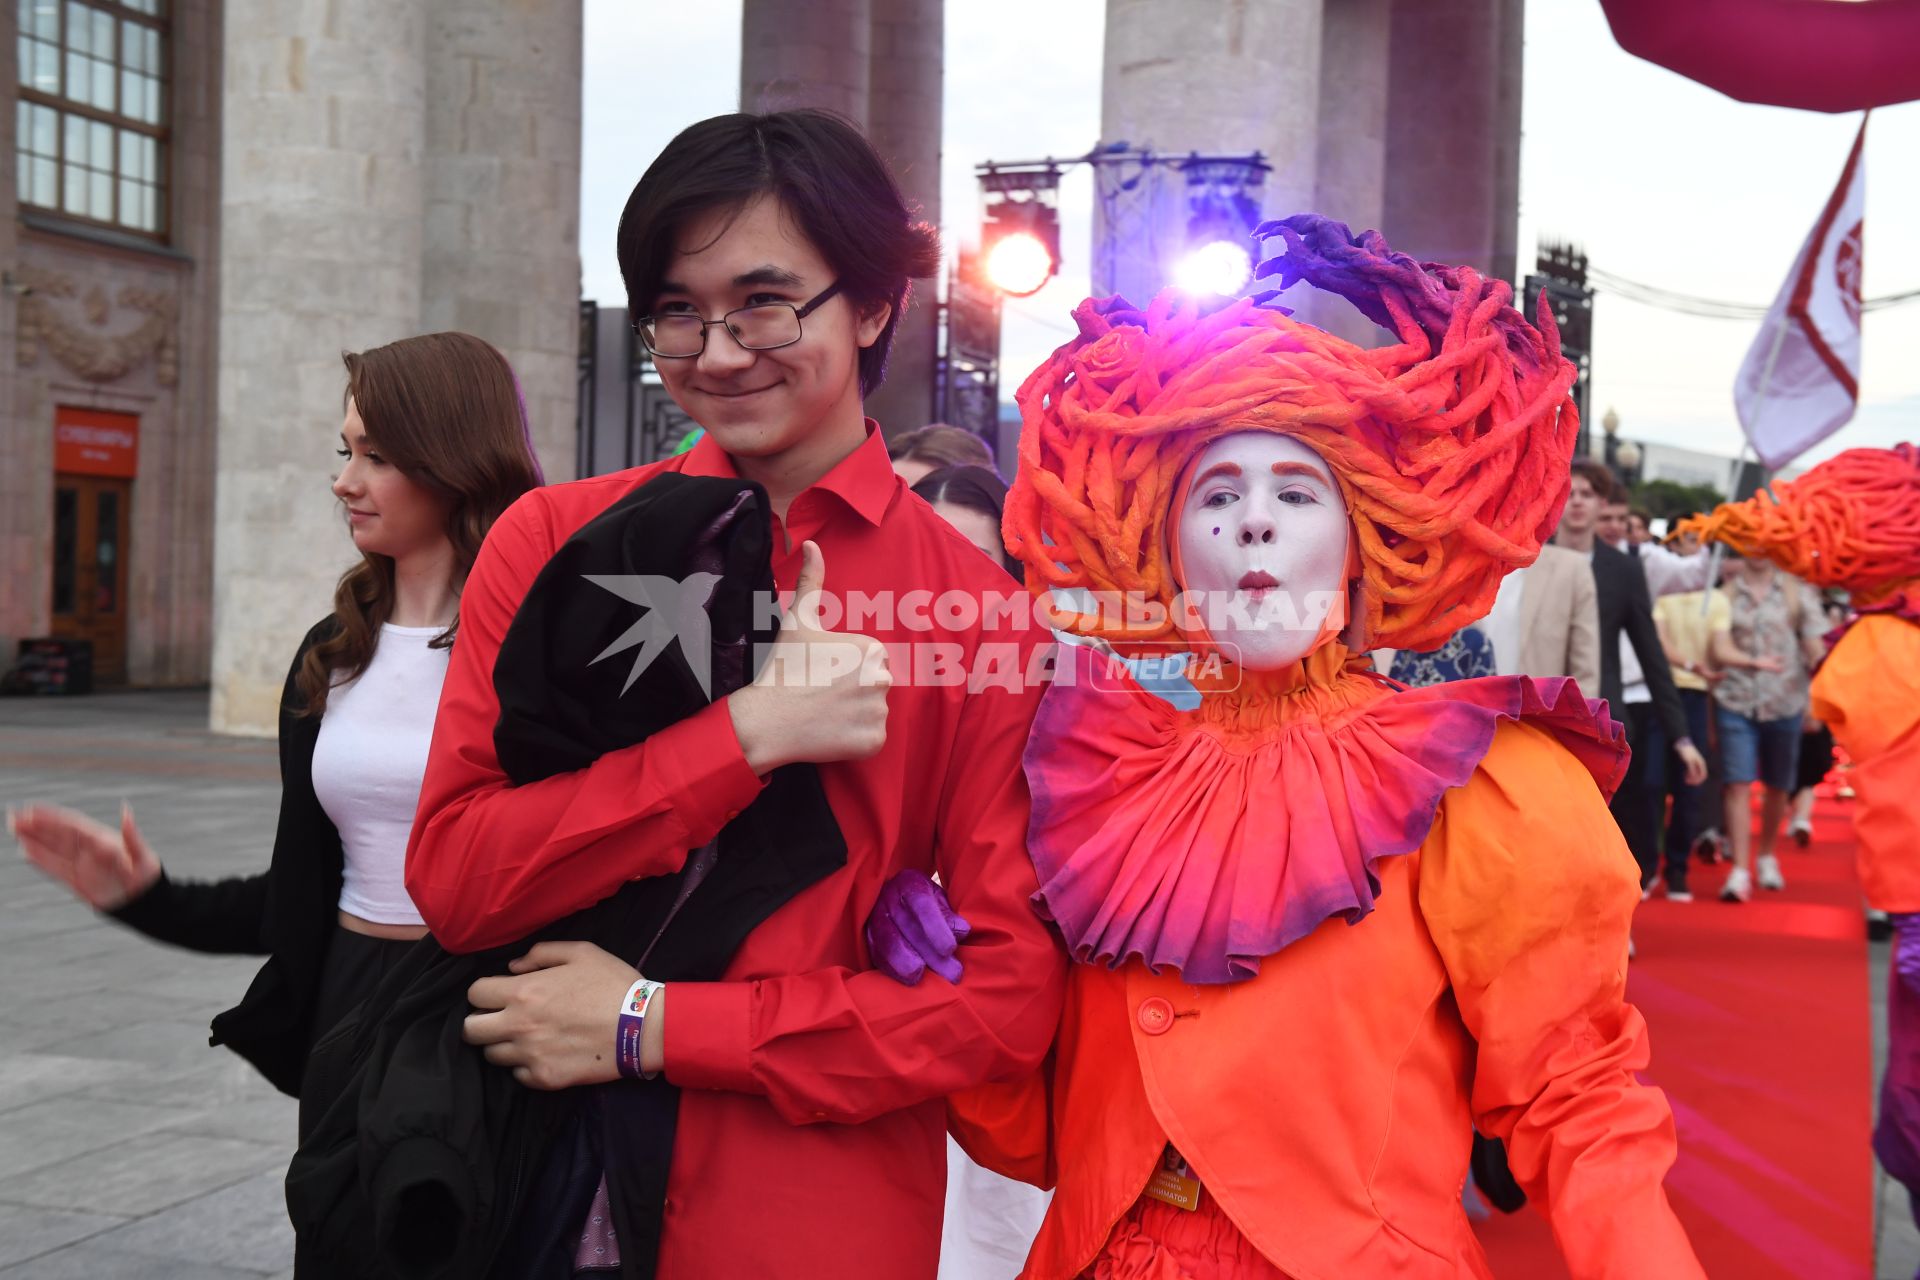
[1193,461,1244,486]
[1271,460,1330,481]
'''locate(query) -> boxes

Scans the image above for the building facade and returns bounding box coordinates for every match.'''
[3,0,583,734]
[3,0,222,689]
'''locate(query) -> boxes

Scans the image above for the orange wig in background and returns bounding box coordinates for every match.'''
[1678,443,1920,600]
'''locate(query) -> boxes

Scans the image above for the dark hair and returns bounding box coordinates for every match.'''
[616,110,942,398]
[1569,458,1617,504]
[912,464,1018,576]
[889,424,996,473]
[299,332,545,716]
[1628,506,1652,525]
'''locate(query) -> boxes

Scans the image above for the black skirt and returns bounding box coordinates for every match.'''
[297,924,419,1141]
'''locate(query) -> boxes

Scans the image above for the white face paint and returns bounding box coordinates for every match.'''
[1172,432,1352,671]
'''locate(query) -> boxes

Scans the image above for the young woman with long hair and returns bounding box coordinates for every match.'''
[8,331,543,1116]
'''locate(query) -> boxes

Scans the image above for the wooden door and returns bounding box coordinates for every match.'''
[50,473,132,684]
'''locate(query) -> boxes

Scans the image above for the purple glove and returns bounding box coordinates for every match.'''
[1896,914,1920,995]
[865,869,972,985]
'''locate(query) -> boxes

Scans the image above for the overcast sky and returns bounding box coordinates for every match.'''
[579,1,1920,468]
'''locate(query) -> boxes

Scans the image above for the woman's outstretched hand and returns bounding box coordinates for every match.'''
[9,803,162,910]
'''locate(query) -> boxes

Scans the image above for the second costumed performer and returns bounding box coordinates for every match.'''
[874,215,1704,1277]
[1680,447,1920,1236]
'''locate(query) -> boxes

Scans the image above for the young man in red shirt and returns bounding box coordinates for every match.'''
[406,111,1065,1276]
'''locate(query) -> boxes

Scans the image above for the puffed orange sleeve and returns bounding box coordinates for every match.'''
[1419,721,1703,1280]
[1811,614,1920,912]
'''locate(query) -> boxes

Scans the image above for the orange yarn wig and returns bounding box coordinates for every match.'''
[1678,444,1920,597]
[1002,214,1581,652]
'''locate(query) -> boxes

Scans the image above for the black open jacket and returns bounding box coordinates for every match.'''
[110,615,350,1098]
[1591,540,1689,742]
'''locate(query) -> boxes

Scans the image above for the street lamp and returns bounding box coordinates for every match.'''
[1599,407,1641,489]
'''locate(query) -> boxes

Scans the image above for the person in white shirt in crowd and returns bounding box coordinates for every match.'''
[1558,464,1707,898]
[1627,506,1655,548]
[1651,521,1728,899]
[1598,489,1719,890]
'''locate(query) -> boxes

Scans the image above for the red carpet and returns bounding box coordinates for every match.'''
[1475,792,1876,1277]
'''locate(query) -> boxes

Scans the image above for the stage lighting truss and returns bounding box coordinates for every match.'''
[973,149,1269,300]
[978,165,1063,298]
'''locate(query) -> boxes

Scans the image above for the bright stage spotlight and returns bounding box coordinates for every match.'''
[985,230,1057,297]
[1174,240,1253,298]
[1177,157,1266,300]
[977,164,1063,298]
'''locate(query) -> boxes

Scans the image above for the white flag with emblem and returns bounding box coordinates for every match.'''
[1735,116,1867,470]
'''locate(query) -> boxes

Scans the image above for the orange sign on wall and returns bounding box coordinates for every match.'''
[54,406,140,479]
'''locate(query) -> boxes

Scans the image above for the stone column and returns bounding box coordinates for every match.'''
[862,0,942,435]
[1383,0,1524,285]
[130,0,223,684]
[1096,0,1325,302]
[738,0,940,436]
[740,0,872,122]
[210,1,427,733]
[1311,0,1392,344]
[420,0,583,483]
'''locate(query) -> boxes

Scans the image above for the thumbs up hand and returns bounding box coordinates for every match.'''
[728,541,892,774]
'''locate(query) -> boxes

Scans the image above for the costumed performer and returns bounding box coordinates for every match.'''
[1680,446,1920,1228]
[871,214,1705,1278]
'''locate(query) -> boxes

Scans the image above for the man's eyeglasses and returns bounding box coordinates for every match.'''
[635,282,844,359]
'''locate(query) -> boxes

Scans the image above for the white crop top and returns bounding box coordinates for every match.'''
[310,623,450,926]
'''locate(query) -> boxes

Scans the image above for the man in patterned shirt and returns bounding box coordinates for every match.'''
[1710,551,1830,900]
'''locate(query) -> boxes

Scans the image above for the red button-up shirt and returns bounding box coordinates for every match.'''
[406,424,1066,1278]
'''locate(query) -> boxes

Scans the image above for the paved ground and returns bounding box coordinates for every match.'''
[0,691,294,1278]
[0,688,1915,1277]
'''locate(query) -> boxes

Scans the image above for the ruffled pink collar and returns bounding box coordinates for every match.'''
[1023,643,1626,984]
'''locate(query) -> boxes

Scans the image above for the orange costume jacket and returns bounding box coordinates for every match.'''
[954,648,1703,1279]
[1811,610,1920,912]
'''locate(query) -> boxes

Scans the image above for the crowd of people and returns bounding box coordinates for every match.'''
[3,105,1912,1280]
[1382,458,1845,912]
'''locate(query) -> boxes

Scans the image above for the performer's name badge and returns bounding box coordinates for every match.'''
[1143,1144,1202,1212]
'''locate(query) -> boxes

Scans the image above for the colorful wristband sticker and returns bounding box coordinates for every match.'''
[615,976,662,1080]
